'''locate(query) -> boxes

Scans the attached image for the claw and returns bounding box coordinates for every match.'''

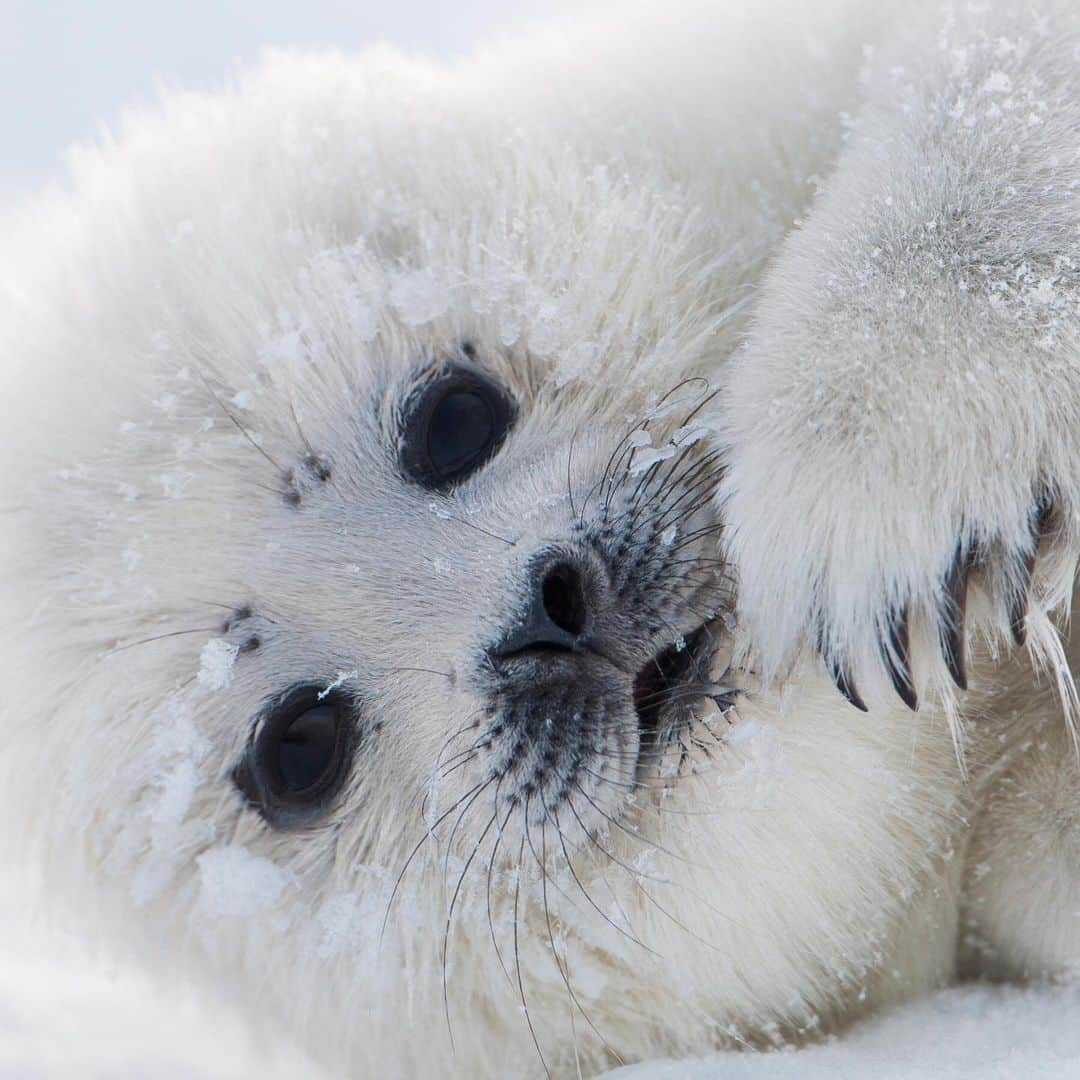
[828,655,868,712]
[940,546,973,691]
[1007,551,1035,647]
[882,606,917,711]
[817,622,869,712]
[1008,498,1053,647]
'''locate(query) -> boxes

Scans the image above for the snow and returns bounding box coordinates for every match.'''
[1,899,1077,1080]
[630,445,677,474]
[673,424,712,447]
[389,269,452,326]
[196,637,238,690]
[606,983,1080,1080]
[0,884,327,1080]
[195,845,293,919]
[318,670,358,699]
[981,70,1013,96]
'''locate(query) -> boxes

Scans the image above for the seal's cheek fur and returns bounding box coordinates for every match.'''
[2,1,1080,1077]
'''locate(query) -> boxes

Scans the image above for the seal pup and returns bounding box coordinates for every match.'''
[1,1,1077,1077]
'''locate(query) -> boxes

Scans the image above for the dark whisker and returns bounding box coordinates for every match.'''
[532,815,625,1067]
[549,807,659,957]
[429,500,517,546]
[104,626,221,655]
[378,777,487,951]
[565,793,728,951]
[441,788,498,1054]
[512,825,551,1078]
[196,367,287,475]
[383,665,455,680]
[572,781,693,865]
[485,794,516,986]
[567,427,578,521]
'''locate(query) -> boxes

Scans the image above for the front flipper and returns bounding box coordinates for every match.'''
[718,4,1080,714]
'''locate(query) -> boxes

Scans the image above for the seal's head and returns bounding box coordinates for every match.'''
[1,37,963,1080]
[217,340,733,840]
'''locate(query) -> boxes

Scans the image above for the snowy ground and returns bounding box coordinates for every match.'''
[610,983,1080,1080]
[2,884,1077,1080]
[0,890,325,1080]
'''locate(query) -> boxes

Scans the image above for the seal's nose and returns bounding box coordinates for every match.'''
[493,553,590,659]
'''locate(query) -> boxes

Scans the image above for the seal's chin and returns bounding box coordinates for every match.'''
[632,621,719,774]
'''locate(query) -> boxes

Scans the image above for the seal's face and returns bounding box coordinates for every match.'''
[217,341,732,862]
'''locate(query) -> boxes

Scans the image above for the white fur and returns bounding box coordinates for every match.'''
[720,0,1080,702]
[1,2,1078,1077]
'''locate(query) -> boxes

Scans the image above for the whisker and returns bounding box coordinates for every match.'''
[429,500,517,546]
[571,781,693,865]
[485,795,516,986]
[565,793,728,951]
[378,777,487,951]
[196,367,287,475]
[567,428,578,521]
[533,815,625,1068]
[104,626,221,655]
[549,806,659,957]
[383,665,455,680]
[441,787,498,1054]
[512,824,551,1078]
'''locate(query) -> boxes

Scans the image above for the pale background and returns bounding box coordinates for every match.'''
[1,0,594,204]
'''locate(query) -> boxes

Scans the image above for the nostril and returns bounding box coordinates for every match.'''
[541,563,587,637]
[492,553,593,661]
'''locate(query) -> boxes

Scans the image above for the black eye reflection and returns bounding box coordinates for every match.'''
[399,364,517,491]
[232,684,355,830]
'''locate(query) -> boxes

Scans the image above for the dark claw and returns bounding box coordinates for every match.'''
[1007,550,1035,647]
[940,546,974,691]
[1009,499,1053,647]
[882,606,918,711]
[828,655,868,712]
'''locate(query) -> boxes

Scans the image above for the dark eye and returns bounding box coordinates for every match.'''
[232,685,354,829]
[399,365,516,490]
